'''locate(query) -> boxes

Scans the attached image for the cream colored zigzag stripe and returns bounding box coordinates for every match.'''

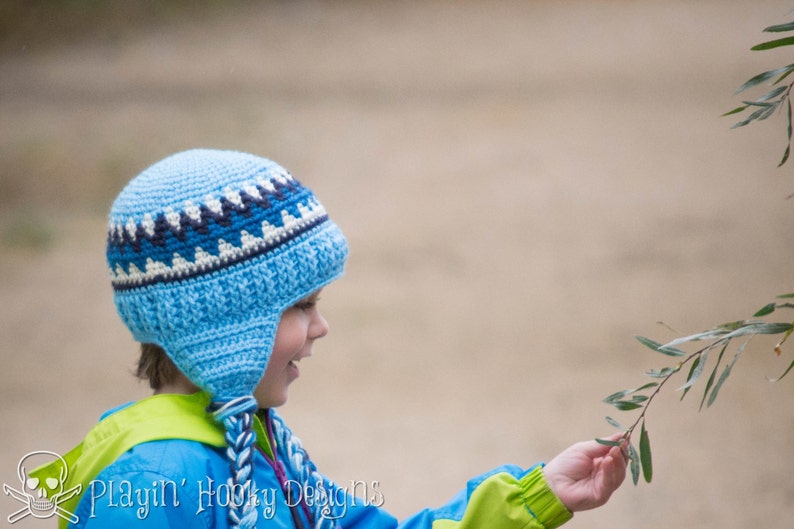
[109,201,326,287]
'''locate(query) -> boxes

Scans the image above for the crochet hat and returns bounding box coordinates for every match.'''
[106,149,348,528]
[107,149,348,399]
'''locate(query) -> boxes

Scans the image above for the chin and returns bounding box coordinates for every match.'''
[256,393,288,409]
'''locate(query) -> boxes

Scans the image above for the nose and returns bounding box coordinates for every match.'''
[309,310,329,340]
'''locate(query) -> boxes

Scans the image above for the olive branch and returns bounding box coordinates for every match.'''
[597,296,794,485]
[595,13,794,487]
[723,19,794,168]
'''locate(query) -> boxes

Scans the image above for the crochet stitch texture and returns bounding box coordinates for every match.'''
[107,149,348,401]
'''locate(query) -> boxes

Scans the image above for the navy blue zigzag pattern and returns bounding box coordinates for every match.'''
[108,177,299,254]
[107,179,328,290]
[110,212,329,291]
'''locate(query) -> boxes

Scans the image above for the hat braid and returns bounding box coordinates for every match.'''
[270,411,342,529]
[211,397,260,529]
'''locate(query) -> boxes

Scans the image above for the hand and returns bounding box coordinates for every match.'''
[542,433,627,512]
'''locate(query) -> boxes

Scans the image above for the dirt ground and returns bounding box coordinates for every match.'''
[1,1,793,528]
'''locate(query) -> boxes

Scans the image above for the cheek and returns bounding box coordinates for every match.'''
[272,316,308,355]
[271,333,298,362]
[263,334,303,384]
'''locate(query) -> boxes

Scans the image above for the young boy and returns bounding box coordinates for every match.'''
[37,149,626,528]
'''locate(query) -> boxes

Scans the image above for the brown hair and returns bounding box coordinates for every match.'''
[135,343,180,390]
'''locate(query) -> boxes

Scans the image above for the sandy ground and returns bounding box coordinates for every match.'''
[1,1,793,528]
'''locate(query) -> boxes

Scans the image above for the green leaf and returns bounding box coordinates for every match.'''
[639,422,653,483]
[758,85,789,102]
[646,366,680,379]
[680,356,701,401]
[779,144,791,167]
[604,389,630,403]
[722,322,793,339]
[732,106,773,128]
[781,98,793,167]
[741,83,787,108]
[661,328,728,349]
[604,382,657,404]
[722,105,748,117]
[635,336,686,357]
[772,66,794,85]
[679,349,708,394]
[757,104,779,121]
[605,416,624,430]
[741,100,776,108]
[675,321,794,346]
[751,36,794,51]
[707,353,741,408]
[700,343,728,411]
[595,438,623,448]
[754,302,777,317]
[628,443,640,486]
[763,21,794,32]
[612,401,644,411]
[735,66,794,93]
[768,358,794,382]
[735,336,753,356]
[777,293,794,299]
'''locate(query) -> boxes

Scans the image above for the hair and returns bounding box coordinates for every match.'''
[135,343,179,390]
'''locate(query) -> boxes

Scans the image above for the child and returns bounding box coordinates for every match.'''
[38,149,626,529]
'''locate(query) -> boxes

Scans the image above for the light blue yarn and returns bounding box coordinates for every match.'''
[107,149,349,402]
[211,397,259,529]
[271,410,343,529]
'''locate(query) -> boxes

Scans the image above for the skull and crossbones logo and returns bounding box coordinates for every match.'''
[3,450,81,524]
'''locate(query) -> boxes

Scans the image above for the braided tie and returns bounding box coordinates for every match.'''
[271,411,342,529]
[211,397,259,529]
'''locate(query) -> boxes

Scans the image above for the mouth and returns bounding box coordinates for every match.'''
[288,359,300,377]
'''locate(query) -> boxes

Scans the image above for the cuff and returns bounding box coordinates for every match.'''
[519,466,573,529]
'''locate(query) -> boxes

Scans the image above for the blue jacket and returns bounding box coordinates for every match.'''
[46,393,572,529]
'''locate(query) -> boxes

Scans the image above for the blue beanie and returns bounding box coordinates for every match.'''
[106,149,348,528]
[107,149,348,399]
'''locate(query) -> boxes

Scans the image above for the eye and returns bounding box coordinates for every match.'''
[293,294,321,312]
[26,477,39,489]
[46,478,60,490]
[294,300,317,311]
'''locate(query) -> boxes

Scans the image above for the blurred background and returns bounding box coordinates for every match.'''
[1,1,793,527]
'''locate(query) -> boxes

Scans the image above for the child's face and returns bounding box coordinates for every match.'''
[254,290,328,408]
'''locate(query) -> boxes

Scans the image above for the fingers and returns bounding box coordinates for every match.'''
[544,438,629,512]
[601,448,628,491]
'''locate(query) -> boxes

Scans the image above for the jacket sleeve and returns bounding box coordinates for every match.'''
[335,464,572,529]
